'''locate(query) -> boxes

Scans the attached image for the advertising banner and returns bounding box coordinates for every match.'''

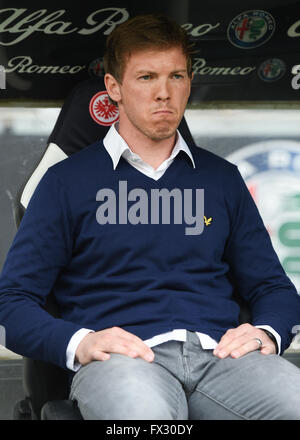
[0,0,299,103]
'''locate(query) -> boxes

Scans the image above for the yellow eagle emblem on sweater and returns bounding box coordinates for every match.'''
[204,216,212,226]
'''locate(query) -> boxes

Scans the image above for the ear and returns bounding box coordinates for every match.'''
[104,73,122,104]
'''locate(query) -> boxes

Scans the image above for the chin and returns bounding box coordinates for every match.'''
[149,129,176,142]
[151,122,177,140]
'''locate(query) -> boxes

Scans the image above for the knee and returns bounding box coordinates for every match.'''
[271,397,300,420]
[76,386,175,420]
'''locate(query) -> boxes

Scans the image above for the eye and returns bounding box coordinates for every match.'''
[138,74,151,80]
[172,73,184,79]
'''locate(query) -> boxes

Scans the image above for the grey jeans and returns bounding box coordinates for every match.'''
[69,331,300,420]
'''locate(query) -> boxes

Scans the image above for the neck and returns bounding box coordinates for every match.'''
[118,124,177,170]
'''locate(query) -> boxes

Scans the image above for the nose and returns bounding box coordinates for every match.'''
[155,78,170,102]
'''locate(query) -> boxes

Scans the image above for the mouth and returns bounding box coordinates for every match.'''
[152,109,174,116]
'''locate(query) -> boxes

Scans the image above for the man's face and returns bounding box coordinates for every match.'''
[106,46,192,142]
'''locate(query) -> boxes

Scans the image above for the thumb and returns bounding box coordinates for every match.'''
[92,350,111,362]
[260,345,274,355]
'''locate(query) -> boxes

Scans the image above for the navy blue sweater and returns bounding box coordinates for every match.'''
[0,141,300,370]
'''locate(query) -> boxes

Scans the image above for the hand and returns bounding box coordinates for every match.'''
[75,326,155,366]
[213,323,276,359]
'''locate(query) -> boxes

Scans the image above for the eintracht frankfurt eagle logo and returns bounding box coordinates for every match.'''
[89,91,119,126]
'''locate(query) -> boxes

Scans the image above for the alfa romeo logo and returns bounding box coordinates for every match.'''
[258,58,286,82]
[89,91,119,126]
[227,10,275,49]
[88,57,105,78]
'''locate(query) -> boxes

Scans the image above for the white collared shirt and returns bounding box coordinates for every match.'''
[103,121,195,178]
[66,123,280,371]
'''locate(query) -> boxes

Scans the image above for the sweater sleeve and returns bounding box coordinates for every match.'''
[224,166,300,353]
[0,168,83,369]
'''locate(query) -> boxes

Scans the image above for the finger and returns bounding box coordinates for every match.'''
[102,345,154,362]
[216,329,236,347]
[214,334,250,358]
[215,327,248,353]
[91,350,111,362]
[79,349,111,365]
[98,335,154,362]
[230,339,264,358]
[104,327,153,355]
[90,345,139,362]
[120,343,155,362]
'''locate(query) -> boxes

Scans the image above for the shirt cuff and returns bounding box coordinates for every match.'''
[255,325,281,354]
[66,328,94,371]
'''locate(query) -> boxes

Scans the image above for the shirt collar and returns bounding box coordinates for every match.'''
[103,122,195,170]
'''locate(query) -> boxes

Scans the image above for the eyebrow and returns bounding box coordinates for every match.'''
[136,69,188,75]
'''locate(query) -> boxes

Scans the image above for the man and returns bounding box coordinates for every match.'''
[1,14,300,420]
